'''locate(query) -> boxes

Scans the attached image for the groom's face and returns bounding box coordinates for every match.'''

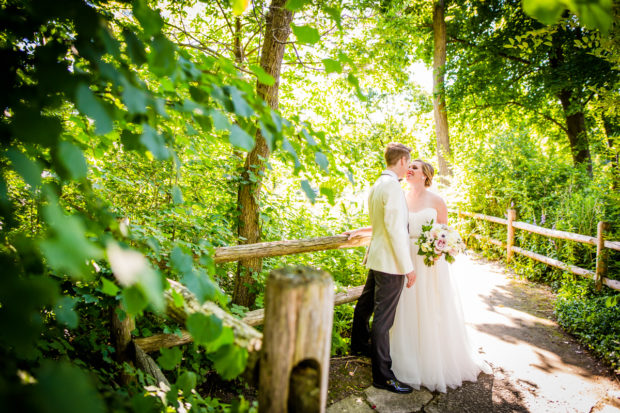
[397,156,411,179]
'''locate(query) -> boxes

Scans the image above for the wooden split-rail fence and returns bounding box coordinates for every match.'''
[114,208,618,413]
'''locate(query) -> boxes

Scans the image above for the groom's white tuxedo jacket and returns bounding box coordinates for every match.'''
[364,170,414,275]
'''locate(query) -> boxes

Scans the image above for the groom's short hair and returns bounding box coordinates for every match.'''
[385,142,412,166]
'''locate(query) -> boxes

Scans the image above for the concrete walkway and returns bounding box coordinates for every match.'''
[327,253,620,412]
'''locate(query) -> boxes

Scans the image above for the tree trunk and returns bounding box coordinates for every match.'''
[603,114,619,189]
[432,0,452,185]
[233,0,293,307]
[549,29,592,176]
[558,89,592,176]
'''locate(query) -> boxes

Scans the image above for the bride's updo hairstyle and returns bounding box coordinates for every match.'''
[413,159,434,187]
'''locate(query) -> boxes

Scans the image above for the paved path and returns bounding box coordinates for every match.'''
[328,253,620,412]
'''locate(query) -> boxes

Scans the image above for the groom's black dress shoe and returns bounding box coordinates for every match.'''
[372,379,413,394]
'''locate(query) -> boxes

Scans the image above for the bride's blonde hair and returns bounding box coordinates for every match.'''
[413,159,434,187]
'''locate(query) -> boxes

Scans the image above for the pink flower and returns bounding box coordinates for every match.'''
[434,239,447,253]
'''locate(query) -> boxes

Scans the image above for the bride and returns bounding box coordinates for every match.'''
[347,159,491,393]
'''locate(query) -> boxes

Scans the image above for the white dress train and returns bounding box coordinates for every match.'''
[390,208,492,393]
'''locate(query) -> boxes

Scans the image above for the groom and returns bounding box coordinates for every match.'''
[351,142,417,394]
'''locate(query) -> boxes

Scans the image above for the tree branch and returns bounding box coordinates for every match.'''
[449,35,532,65]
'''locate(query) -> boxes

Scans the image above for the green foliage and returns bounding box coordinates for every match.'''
[555,280,620,371]
[522,0,613,33]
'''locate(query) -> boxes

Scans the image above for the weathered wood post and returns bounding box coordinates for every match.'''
[595,221,609,290]
[258,267,334,413]
[506,209,517,263]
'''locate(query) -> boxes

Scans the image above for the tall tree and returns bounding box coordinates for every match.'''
[432,0,452,184]
[233,0,293,307]
[446,0,617,175]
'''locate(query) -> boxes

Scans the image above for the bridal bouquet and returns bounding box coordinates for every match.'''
[416,220,466,266]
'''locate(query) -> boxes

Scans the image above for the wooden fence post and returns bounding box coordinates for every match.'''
[258,267,334,413]
[506,209,517,263]
[595,221,609,290]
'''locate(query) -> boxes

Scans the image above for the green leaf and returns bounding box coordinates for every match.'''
[121,285,148,316]
[100,278,120,296]
[210,109,231,131]
[228,124,255,151]
[171,289,185,308]
[301,179,316,204]
[522,0,566,25]
[32,361,105,413]
[211,344,248,380]
[40,200,103,280]
[322,58,342,74]
[6,149,42,188]
[232,0,250,15]
[157,347,183,370]
[121,130,142,151]
[292,24,321,45]
[53,296,78,329]
[171,246,193,275]
[250,64,275,86]
[133,0,163,37]
[10,108,62,147]
[203,326,235,353]
[574,0,613,33]
[75,84,113,135]
[324,6,342,28]
[176,371,197,396]
[140,125,169,160]
[186,313,223,345]
[123,29,147,66]
[259,120,275,151]
[282,138,300,169]
[285,0,310,11]
[228,87,254,117]
[107,243,165,312]
[149,34,176,76]
[122,82,148,114]
[172,185,184,204]
[320,186,336,205]
[315,151,329,173]
[181,269,218,303]
[58,141,88,180]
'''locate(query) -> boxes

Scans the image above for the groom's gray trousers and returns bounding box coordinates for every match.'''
[351,269,405,383]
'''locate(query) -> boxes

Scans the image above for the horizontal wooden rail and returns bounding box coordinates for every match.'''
[242,285,365,327]
[511,221,597,245]
[136,285,366,352]
[458,208,619,292]
[214,235,371,263]
[457,210,508,225]
[511,246,594,278]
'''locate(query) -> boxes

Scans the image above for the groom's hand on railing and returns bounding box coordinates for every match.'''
[342,227,370,240]
[406,270,417,288]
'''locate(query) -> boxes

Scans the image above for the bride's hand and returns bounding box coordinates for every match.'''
[406,270,417,288]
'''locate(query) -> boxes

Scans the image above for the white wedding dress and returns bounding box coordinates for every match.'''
[390,208,492,393]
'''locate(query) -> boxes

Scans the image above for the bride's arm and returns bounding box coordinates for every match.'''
[342,226,372,239]
[435,197,449,225]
